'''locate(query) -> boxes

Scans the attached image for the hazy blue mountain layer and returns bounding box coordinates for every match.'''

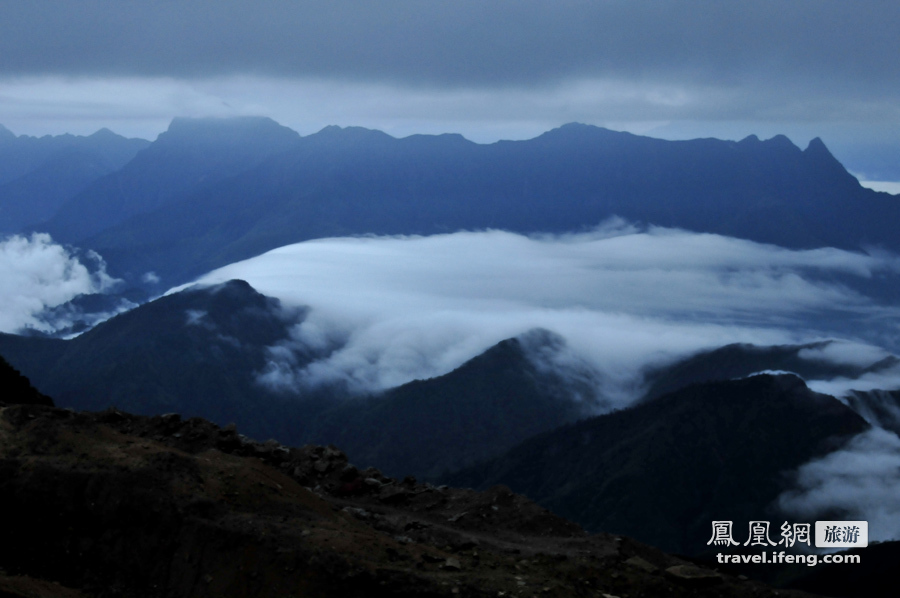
[39,117,301,244]
[3,118,893,290]
[0,127,149,232]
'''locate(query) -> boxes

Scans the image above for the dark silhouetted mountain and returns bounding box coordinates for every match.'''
[641,341,899,402]
[39,117,301,244]
[444,374,869,556]
[305,329,607,480]
[0,280,314,442]
[0,127,149,233]
[0,287,607,474]
[45,119,896,288]
[0,354,53,406]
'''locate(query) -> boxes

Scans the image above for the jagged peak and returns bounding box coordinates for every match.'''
[802,136,856,176]
[763,133,799,151]
[88,127,123,140]
[804,136,833,157]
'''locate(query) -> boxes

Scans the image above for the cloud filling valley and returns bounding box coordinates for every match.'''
[188,222,900,403]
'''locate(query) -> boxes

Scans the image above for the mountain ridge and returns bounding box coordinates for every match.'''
[73,118,895,288]
[4,117,894,291]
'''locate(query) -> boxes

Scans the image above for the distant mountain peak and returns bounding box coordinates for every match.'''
[160,116,300,144]
[804,136,836,159]
[88,127,128,141]
[311,124,396,142]
[168,115,284,129]
[540,122,624,139]
[801,136,860,183]
[764,133,799,151]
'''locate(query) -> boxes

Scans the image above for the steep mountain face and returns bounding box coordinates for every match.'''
[0,128,149,233]
[50,119,896,289]
[305,331,604,480]
[39,117,301,245]
[444,374,870,557]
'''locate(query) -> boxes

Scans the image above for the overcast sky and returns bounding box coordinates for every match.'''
[2,1,899,179]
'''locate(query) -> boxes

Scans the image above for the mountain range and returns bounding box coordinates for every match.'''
[0,124,149,234]
[2,117,897,294]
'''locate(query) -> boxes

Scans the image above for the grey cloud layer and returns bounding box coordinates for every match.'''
[188,225,900,398]
[3,1,899,96]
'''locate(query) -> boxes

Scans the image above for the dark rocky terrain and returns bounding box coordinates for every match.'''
[0,407,824,598]
[0,360,825,598]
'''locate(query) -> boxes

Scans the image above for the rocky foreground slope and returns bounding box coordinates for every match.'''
[0,395,824,598]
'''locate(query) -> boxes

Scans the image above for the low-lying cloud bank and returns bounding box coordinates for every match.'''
[0,233,121,334]
[779,427,900,543]
[189,221,900,402]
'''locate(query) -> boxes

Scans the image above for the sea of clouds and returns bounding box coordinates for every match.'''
[6,221,900,541]
[187,220,900,402]
[0,233,122,334]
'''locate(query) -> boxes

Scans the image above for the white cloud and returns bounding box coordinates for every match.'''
[0,233,119,333]
[798,341,892,368]
[779,427,900,542]
[183,223,900,401]
[807,363,900,398]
